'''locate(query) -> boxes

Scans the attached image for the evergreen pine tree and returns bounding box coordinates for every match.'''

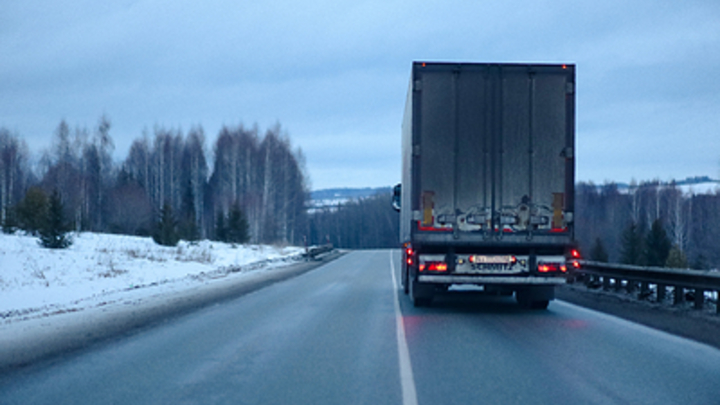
[644,219,671,267]
[226,203,249,244]
[16,187,49,235]
[620,222,644,265]
[38,190,73,249]
[178,179,200,242]
[665,245,688,269]
[691,254,708,270]
[215,210,226,242]
[590,237,609,262]
[153,202,179,247]
[2,205,18,234]
[178,211,200,243]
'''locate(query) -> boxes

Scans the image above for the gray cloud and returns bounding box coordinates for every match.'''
[2,0,719,189]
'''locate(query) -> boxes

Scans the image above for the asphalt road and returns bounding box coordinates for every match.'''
[2,250,720,404]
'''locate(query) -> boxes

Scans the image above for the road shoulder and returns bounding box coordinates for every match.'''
[556,284,720,351]
[0,251,345,372]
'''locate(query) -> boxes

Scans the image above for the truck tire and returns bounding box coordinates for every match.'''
[402,265,409,295]
[410,278,433,307]
[529,300,550,310]
[413,295,432,307]
[516,287,553,310]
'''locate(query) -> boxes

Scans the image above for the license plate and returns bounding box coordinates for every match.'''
[470,255,512,264]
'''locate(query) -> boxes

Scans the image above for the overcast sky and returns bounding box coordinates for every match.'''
[2,0,719,190]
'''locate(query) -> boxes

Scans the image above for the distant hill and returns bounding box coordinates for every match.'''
[312,177,719,202]
[309,187,393,212]
[580,176,719,194]
[311,187,391,201]
[675,176,717,186]
[311,177,718,205]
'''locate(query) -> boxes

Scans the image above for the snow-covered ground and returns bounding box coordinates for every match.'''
[677,182,720,195]
[0,232,304,323]
[587,179,720,195]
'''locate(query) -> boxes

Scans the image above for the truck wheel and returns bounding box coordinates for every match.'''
[529,300,550,310]
[410,278,433,307]
[516,287,553,310]
[517,296,549,310]
[402,265,409,295]
[414,297,432,307]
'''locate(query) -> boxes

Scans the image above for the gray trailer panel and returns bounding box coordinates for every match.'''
[401,63,575,250]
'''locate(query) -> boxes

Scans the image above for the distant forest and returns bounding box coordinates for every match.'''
[0,117,308,245]
[2,118,718,268]
[307,192,399,249]
[308,182,720,269]
[575,181,720,269]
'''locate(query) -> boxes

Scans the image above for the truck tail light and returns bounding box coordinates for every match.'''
[568,249,581,269]
[420,262,447,272]
[430,262,448,271]
[538,263,567,273]
[406,247,414,265]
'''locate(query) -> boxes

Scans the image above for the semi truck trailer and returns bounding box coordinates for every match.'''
[393,62,579,309]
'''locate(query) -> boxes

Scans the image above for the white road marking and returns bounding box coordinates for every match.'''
[390,251,419,405]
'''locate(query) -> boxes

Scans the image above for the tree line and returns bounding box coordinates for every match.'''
[576,181,719,269]
[306,191,399,249]
[0,117,309,247]
[5,117,716,264]
[306,181,720,270]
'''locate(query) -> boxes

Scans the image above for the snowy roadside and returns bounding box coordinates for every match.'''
[0,232,304,324]
[0,232,331,370]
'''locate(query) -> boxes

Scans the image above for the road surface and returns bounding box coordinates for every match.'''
[2,250,720,404]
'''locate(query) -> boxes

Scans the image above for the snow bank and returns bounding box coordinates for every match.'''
[677,182,720,195]
[0,233,303,323]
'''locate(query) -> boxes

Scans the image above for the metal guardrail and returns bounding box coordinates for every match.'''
[574,260,720,313]
[303,244,334,260]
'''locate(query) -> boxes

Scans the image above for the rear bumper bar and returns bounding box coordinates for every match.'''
[418,275,566,285]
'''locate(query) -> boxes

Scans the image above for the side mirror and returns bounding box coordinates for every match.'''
[392,183,401,212]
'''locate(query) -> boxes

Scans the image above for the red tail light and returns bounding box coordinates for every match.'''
[420,262,447,272]
[566,249,581,269]
[429,262,447,271]
[405,247,414,265]
[538,263,567,273]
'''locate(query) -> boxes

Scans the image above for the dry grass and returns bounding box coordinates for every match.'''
[175,245,213,264]
[98,268,129,278]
